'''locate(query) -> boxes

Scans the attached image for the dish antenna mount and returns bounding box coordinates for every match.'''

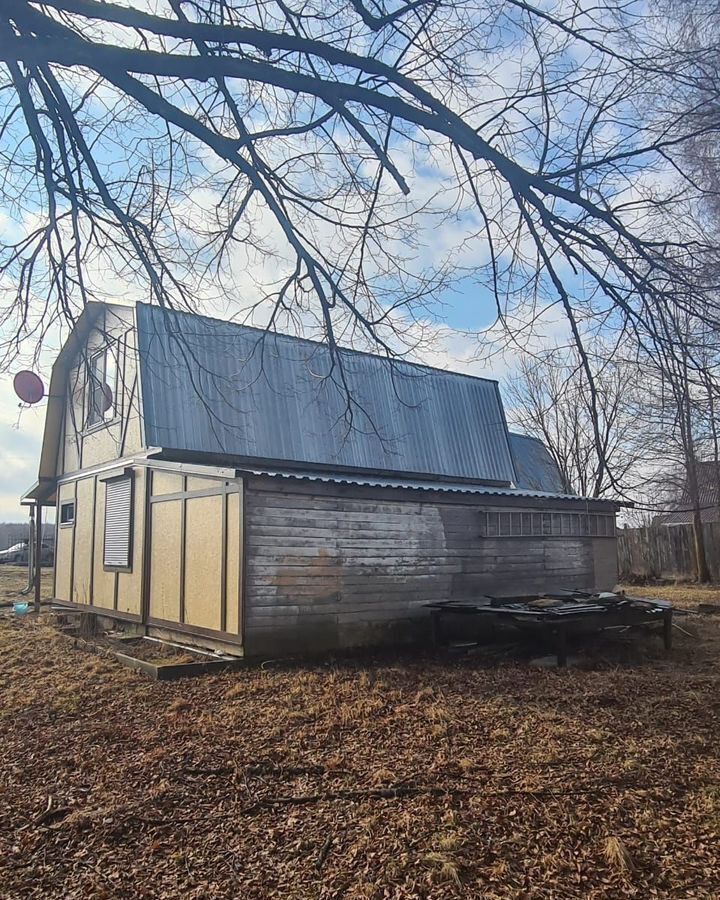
[13,370,45,405]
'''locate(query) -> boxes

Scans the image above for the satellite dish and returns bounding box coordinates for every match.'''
[13,371,45,405]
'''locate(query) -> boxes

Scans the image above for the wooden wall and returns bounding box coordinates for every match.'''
[54,467,147,617]
[145,470,242,640]
[53,465,617,657]
[617,523,720,581]
[58,305,143,476]
[53,464,243,647]
[243,479,618,656]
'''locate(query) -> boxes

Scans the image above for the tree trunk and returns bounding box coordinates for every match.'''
[692,505,711,583]
[686,448,711,582]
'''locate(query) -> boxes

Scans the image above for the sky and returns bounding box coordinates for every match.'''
[0,282,518,523]
[0,0,670,524]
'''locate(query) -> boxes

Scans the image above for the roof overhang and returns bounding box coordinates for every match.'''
[236,465,622,507]
[21,479,57,505]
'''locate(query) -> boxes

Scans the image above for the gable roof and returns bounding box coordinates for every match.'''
[653,461,720,525]
[508,432,567,494]
[136,304,518,485]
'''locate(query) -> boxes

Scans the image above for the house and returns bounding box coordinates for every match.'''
[22,303,619,656]
[507,433,567,494]
[652,461,720,526]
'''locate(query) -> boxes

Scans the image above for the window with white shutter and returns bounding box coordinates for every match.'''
[103,475,133,569]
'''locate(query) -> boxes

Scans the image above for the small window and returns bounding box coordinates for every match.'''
[104,476,133,569]
[86,344,118,428]
[60,501,75,525]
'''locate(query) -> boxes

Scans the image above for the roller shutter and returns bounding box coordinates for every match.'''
[104,475,133,568]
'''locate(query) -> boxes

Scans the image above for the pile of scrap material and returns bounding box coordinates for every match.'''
[427,591,674,665]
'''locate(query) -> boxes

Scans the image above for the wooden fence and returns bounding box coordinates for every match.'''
[618,523,720,581]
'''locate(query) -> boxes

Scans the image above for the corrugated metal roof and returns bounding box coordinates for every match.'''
[508,433,567,493]
[137,304,518,484]
[653,462,720,525]
[239,466,614,504]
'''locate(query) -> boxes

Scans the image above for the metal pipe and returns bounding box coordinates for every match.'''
[19,507,35,596]
[34,502,43,613]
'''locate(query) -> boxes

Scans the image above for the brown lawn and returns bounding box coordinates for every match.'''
[1,571,719,899]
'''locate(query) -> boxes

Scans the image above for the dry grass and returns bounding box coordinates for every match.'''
[623,580,720,610]
[0,564,52,606]
[1,572,720,897]
[604,836,635,874]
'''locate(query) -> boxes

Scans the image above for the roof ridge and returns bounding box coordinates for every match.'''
[136,301,500,387]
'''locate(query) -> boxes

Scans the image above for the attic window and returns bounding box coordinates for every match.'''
[86,344,118,428]
[103,475,133,569]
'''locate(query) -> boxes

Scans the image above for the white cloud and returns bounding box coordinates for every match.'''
[0,373,47,521]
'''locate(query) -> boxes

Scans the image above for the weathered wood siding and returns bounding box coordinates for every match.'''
[243,480,618,655]
[618,523,720,581]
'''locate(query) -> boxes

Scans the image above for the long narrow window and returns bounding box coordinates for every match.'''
[480,510,615,538]
[86,343,119,428]
[104,475,133,569]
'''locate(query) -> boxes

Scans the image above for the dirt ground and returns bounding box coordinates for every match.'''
[1,573,720,899]
[0,564,52,607]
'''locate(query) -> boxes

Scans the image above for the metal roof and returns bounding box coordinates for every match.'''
[508,432,567,494]
[137,304,518,484]
[239,466,616,504]
[653,461,720,525]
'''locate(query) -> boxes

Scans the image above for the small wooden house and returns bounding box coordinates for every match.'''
[23,303,618,656]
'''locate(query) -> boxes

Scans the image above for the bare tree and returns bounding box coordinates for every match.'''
[504,350,641,499]
[0,0,719,414]
[628,315,720,581]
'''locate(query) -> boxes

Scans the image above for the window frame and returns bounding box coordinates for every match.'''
[59,501,75,527]
[102,473,134,572]
[479,509,615,539]
[84,341,121,432]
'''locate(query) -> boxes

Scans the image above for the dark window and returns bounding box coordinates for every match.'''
[104,476,133,569]
[60,501,75,525]
[481,509,615,538]
[86,344,118,428]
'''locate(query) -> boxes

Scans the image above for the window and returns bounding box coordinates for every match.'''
[86,344,118,428]
[60,501,75,525]
[480,510,615,538]
[103,475,133,569]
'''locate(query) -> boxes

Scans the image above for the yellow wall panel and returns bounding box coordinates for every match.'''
[184,494,223,630]
[152,471,184,496]
[186,475,223,493]
[92,478,115,609]
[117,466,145,616]
[149,498,182,622]
[54,482,75,601]
[225,490,240,635]
[72,476,95,605]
